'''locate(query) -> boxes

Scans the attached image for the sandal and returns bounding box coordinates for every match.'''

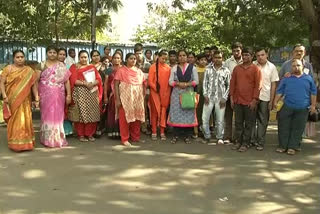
[171,137,178,144]
[79,136,88,142]
[122,141,132,146]
[160,134,167,141]
[238,145,248,152]
[256,145,264,151]
[151,134,157,141]
[276,148,286,153]
[184,137,191,144]
[287,149,296,155]
[88,136,95,142]
[192,134,198,139]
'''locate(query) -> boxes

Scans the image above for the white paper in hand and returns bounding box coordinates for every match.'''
[83,69,98,93]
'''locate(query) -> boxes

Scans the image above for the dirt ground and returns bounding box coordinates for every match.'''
[0,120,319,214]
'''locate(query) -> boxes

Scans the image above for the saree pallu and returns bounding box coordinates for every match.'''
[1,65,37,152]
[106,71,119,134]
[38,62,71,148]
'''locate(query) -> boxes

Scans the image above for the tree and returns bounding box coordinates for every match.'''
[0,0,122,44]
[134,0,320,75]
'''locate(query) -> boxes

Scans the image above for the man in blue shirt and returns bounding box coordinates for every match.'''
[273,59,317,155]
[279,44,313,78]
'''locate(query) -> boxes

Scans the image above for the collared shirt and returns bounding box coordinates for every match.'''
[279,59,313,79]
[277,73,317,109]
[224,56,243,74]
[230,63,262,105]
[253,60,279,102]
[203,64,231,103]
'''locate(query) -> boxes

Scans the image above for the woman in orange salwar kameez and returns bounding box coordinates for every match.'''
[148,50,171,141]
[114,53,146,146]
[0,50,39,152]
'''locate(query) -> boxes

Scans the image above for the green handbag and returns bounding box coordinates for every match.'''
[179,91,199,109]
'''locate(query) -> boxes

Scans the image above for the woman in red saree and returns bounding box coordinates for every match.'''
[69,50,103,142]
[114,53,146,146]
[148,50,171,141]
[104,52,122,138]
[0,50,39,152]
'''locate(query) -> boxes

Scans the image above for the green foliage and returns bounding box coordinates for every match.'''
[133,0,310,52]
[0,0,122,43]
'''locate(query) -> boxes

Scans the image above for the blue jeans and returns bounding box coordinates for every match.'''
[202,100,225,139]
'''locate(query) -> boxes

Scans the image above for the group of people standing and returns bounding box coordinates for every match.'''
[0,42,318,155]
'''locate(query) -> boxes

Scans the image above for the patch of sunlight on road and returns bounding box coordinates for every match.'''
[118,168,159,178]
[78,193,98,199]
[273,160,292,165]
[191,190,205,197]
[22,169,46,179]
[76,164,112,171]
[273,170,312,182]
[252,170,278,183]
[5,210,27,214]
[122,150,157,156]
[72,199,96,205]
[7,192,30,197]
[108,200,144,210]
[182,168,215,178]
[293,193,315,204]
[171,152,206,160]
[35,146,77,152]
[241,202,299,214]
[40,211,86,214]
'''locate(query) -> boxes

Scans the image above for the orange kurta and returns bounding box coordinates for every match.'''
[148,62,171,133]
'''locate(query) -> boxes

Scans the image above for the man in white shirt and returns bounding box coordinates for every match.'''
[223,42,243,144]
[252,48,279,150]
[65,48,76,69]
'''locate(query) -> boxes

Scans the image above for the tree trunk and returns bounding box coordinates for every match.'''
[54,0,60,46]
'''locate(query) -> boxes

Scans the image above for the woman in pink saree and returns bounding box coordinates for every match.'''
[38,46,71,148]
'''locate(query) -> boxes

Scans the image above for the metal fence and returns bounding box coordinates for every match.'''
[0,40,158,64]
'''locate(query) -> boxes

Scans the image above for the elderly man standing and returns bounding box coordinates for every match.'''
[274,59,317,155]
[251,48,279,151]
[280,44,313,78]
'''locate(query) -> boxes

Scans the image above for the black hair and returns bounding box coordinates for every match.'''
[197,53,206,60]
[204,47,211,51]
[58,48,67,56]
[210,46,218,51]
[134,43,143,53]
[188,52,196,57]
[90,50,100,58]
[255,47,268,54]
[168,50,177,56]
[155,50,168,93]
[177,49,188,56]
[125,53,135,61]
[100,56,109,63]
[68,48,75,55]
[145,49,152,55]
[242,47,254,56]
[292,44,305,51]
[104,46,111,51]
[13,49,25,58]
[231,42,243,50]
[78,50,89,58]
[213,50,223,57]
[46,45,58,53]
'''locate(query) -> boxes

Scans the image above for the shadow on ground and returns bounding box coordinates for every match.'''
[0,121,319,214]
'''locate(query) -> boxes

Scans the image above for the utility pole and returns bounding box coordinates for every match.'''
[91,0,97,50]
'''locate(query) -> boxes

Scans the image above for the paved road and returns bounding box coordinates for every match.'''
[0,120,319,214]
